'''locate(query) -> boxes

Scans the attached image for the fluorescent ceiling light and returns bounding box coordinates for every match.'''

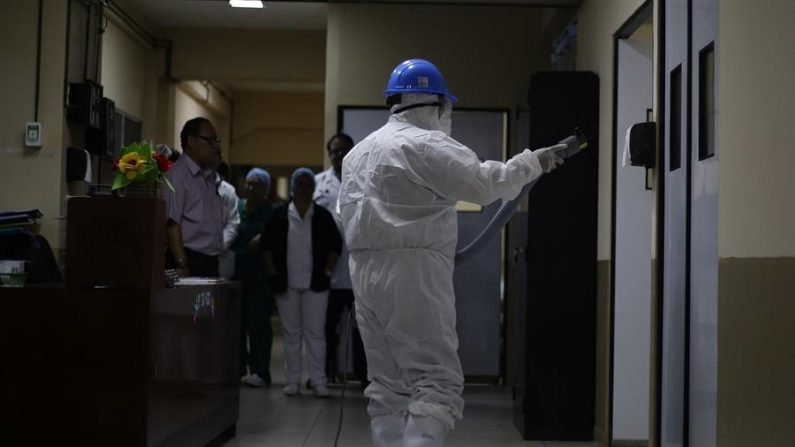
[229,0,264,8]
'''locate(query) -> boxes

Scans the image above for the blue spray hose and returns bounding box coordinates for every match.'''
[454,130,588,266]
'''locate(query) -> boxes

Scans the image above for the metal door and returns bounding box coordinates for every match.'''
[661,1,689,446]
[660,0,719,445]
[688,0,719,445]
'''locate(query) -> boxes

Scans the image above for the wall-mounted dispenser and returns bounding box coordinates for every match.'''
[627,121,656,168]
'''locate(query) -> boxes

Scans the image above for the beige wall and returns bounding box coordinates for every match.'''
[159,27,327,167]
[172,83,231,161]
[717,257,795,447]
[593,260,611,443]
[0,0,68,251]
[717,1,795,446]
[101,18,147,120]
[230,91,324,168]
[325,3,573,149]
[100,10,173,147]
[718,0,795,259]
[0,1,37,135]
[165,28,326,86]
[103,0,170,144]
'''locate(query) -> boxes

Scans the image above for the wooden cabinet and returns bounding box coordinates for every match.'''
[2,197,241,446]
[66,196,165,291]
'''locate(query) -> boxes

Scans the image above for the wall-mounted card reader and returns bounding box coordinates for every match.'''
[25,122,42,148]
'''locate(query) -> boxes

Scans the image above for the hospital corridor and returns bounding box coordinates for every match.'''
[224,325,599,447]
[1,1,793,447]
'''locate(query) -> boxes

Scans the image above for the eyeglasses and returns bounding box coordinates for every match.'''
[195,135,221,145]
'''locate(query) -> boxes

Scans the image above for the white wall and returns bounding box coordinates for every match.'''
[577,0,648,261]
[576,2,650,441]
[613,36,654,442]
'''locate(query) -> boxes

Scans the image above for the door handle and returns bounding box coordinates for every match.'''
[513,247,525,263]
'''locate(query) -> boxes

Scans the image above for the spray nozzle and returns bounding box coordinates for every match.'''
[556,128,588,159]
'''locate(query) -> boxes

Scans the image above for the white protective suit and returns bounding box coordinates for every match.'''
[338,93,552,443]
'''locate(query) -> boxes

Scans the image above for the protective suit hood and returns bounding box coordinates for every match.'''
[390,93,452,136]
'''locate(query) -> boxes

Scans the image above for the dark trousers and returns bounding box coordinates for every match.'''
[239,280,275,382]
[166,247,219,277]
[185,248,219,277]
[325,288,368,383]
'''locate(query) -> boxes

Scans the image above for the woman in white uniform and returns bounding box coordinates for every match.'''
[261,168,342,398]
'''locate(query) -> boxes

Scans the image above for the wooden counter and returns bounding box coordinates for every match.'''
[0,282,240,446]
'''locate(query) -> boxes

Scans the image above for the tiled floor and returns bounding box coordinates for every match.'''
[223,320,597,447]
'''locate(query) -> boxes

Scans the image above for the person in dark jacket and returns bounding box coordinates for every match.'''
[261,168,342,398]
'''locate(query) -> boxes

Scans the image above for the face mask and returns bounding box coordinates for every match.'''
[439,97,452,136]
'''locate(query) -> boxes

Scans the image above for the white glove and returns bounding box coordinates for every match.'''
[532,143,567,173]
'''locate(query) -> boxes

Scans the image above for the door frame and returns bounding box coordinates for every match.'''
[608,1,654,445]
[653,0,668,445]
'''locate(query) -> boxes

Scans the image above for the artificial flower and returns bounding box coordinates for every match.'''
[111,141,175,192]
[153,152,173,172]
[117,152,148,180]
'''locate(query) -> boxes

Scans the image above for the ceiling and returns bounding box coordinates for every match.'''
[123,1,330,30]
[122,0,579,30]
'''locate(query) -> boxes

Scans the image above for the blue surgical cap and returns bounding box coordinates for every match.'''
[246,167,271,193]
[290,167,315,195]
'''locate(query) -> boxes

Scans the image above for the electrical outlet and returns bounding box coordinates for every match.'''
[25,122,42,148]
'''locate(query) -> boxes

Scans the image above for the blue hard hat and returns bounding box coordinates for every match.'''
[384,59,458,103]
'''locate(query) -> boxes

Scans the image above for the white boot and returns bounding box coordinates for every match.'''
[370,414,406,447]
[403,415,447,447]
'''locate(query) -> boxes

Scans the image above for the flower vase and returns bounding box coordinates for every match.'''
[124,182,163,200]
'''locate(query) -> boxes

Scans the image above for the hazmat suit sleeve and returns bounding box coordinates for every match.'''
[414,134,544,205]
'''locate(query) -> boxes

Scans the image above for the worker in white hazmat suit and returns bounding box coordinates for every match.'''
[337,59,566,447]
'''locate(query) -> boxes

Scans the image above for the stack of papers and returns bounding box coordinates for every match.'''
[0,209,42,237]
[175,276,225,285]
